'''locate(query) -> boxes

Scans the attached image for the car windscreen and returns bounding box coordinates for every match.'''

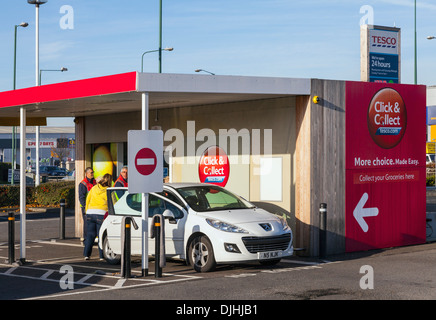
[109,189,184,219]
[175,185,255,212]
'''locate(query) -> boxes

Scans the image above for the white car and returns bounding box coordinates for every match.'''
[99,183,293,272]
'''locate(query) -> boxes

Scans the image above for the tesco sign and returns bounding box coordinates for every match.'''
[371,35,397,46]
[369,28,399,55]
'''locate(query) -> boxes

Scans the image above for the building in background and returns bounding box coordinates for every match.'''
[0,126,75,170]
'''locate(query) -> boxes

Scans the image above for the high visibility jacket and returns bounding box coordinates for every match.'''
[79,177,96,208]
[81,178,96,191]
[114,175,128,187]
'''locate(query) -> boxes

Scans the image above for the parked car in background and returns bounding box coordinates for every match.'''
[52,167,69,176]
[62,170,75,180]
[38,166,58,176]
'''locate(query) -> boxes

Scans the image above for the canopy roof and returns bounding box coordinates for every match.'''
[0,72,311,120]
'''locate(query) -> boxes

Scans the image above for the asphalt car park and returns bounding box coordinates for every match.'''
[0,208,310,300]
[0,241,202,300]
[1,188,436,301]
[0,236,321,300]
[1,236,436,302]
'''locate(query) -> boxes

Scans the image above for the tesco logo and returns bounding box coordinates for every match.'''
[371,36,397,46]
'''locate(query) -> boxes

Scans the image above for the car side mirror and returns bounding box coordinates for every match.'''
[163,209,176,224]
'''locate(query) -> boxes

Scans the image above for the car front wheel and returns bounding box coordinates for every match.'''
[188,235,216,272]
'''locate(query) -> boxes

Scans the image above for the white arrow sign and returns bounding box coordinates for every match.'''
[353,192,379,233]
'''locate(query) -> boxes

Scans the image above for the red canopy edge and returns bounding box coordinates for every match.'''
[0,71,137,109]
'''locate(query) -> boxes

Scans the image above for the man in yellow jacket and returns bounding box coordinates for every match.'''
[83,173,112,260]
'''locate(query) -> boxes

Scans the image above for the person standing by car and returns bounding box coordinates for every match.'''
[78,167,96,242]
[83,173,112,260]
[114,166,128,187]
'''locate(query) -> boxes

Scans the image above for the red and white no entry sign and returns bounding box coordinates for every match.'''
[135,148,157,176]
[128,130,163,194]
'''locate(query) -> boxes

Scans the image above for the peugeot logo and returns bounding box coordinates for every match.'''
[259,223,272,231]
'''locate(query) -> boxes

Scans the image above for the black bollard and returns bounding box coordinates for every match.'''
[8,212,15,264]
[154,217,162,278]
[319,203,327,259]
[123,217,132,279]
[59,199,65,240]
[120,217,138,279]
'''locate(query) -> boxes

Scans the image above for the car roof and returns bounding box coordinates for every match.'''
[108,182,216,191]
[165,182,208,188]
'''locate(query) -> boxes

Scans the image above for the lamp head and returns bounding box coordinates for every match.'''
[19,22,29,28]
[195,69,215,75]
[27,0,48,5]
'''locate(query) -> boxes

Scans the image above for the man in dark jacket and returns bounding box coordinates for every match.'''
[78,167,96,242]
[114,166,128,187]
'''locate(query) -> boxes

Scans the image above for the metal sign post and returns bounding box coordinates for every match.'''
[142,93,148,277]
[19,107,26,263]
[143,93,148,277]
[128,93,164,276]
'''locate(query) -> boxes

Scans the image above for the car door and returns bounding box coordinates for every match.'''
[107,188,187,258]
[150,193,187,257]
[105,189,142,254]
[130,193,187,257]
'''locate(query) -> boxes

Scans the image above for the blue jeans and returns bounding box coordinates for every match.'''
[81,208,87,240]
[83,214,104,258]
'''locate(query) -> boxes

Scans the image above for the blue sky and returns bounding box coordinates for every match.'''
[1,0,436,121]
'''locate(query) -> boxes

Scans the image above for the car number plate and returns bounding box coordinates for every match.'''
[258,251,281,260]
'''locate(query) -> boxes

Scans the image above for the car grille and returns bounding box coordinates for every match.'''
[242,234,291,253]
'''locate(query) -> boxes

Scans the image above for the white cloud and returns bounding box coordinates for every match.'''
[40,41,76,62]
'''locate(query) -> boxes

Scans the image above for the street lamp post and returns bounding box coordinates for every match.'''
[39,67,68,84]
[12,22,28,185]
[22,0,47,263]
[13,23,29,90]
[28,0,47,194]
[28,0,47,86]
[414,0,417,85]
[159,0,162,73]
[141,48,173,72]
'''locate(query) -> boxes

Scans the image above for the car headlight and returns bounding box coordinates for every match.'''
[279,217,290,231]
[206,218,248,233]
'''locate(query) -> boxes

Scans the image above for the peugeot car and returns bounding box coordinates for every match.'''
[99,183,293,272]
